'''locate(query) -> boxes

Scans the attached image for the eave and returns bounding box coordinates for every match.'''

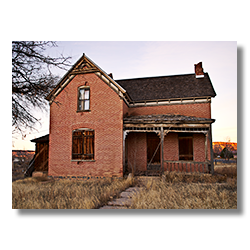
[128,96,212,108]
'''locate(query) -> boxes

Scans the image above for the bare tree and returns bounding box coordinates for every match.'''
[213,143,223,158]
[12,41,71,136]
[219,137,234,161]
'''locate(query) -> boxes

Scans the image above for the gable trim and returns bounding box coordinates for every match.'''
[128,96,212,108]
[46,54,127,104]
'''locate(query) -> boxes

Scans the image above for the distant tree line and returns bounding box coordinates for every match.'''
[213,142,236,160]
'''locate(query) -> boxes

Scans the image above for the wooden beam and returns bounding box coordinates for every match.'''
[164,160,209,165]
[160,127,164,174]
[123,123,211,128]
[205,132,208,161]
[123,131,128,175]
[70,68,99,74]
[124,120,213,125]
[169,129,208,133]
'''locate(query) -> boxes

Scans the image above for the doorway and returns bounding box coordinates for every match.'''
[147,132,161,170]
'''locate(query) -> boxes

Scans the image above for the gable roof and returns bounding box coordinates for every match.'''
[46,54,126,103]
[116,73,216,102]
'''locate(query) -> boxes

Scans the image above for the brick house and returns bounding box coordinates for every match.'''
[43,54,216,178]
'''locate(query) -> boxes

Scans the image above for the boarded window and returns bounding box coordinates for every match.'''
[78,87,90,111]
[72,130,94,160]
[179,134,193,161]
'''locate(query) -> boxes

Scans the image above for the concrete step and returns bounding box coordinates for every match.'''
[120,191,134,198]
[108,198,132,207]
[125,187,143,193]
[99,186,144,209]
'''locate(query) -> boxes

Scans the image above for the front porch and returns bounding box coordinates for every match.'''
[123,114,215,176]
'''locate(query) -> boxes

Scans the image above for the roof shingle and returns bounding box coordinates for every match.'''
[116,73,216,102]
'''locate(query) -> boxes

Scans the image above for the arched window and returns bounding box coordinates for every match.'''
[72,129,94,160]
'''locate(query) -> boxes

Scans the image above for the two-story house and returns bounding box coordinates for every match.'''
[30,53,216,178]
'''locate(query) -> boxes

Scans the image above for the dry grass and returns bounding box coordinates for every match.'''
[130,181,237,209]
[12,177,134,209]
[130,165,237,209]
[214,163,237,178]
[12,164,237,209]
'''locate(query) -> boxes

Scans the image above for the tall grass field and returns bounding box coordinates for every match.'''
[12,177,134,209]
[12,164,237,209]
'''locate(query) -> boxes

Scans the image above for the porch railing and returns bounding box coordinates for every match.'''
[164,160,210,173]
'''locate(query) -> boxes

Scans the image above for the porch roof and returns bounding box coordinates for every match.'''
[123,114,215,125]
[31,134,49,143]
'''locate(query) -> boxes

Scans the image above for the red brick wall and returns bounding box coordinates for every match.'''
[49,73,124,177]
[164,133,179,161]
[127,102,211,118]
[123,101,129,117]
[193,134,205,162]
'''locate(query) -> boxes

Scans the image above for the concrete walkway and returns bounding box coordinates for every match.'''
[99,187,144,209]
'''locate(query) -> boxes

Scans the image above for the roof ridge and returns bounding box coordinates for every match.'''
[115,73,207,82]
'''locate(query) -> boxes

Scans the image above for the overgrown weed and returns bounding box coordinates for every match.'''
[130,165,237,209]
[12,177,134,209]
[214,164,237,178]
[131,180,237,209]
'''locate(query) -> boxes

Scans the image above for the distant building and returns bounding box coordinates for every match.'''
[12,150,35,170]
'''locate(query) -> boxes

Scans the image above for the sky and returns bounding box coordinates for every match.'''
[12,41,237,150]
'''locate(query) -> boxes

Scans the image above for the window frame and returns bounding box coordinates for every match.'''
[178,133,193,161]
[72,128,95,161]
[77,86,90,112]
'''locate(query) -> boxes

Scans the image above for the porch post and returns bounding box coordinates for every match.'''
[209,125,214,174]
[160,127,164,174]
[123,131,127,175]
[205,132,208,161]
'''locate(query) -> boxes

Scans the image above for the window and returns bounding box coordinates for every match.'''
[179,133,193,161]
[72,129,94,160]
[78,87,90,111]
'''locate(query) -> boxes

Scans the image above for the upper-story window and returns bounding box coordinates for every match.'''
[78,87,90,111]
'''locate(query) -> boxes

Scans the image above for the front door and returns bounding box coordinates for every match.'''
[147,133,161,170]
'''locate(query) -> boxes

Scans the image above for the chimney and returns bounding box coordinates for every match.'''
[108,73,113,79]
[194,62,204,78]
